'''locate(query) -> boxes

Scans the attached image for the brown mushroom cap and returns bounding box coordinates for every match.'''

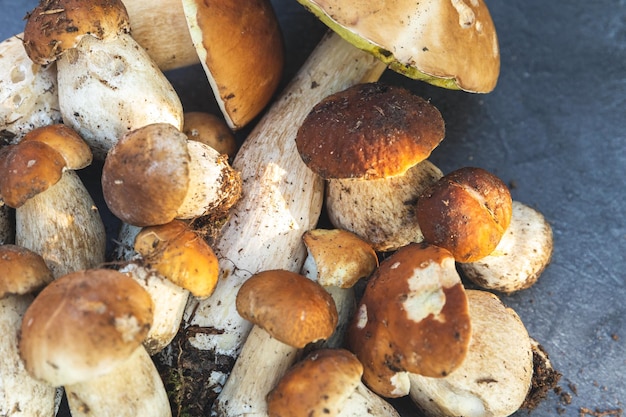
[0,244,53,298]
[182,0,284,129]
[101,123,191,227]
[267,348,364,417]
[0,140,66,208]
[134,220,220,298]
[347,243,471,397]
[182,111,238,158]
[296,83,445,180]
[417,166,513,262]
[20,124,92,170]
[18,268,153,387]
[298,0,500,93]
[236,269,338,348]
[23,0,131,65]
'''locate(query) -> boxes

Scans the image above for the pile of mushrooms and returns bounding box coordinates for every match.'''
[0,0,561,416]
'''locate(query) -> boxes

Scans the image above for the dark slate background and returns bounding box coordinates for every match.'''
[2,1,624,416]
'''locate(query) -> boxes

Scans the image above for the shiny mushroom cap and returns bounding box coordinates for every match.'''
[18,269,153,387]
[20,123,92,169]
[347,243,471,397]
[297,0,500,92]
[134,219,220,298]
[296,83,445,180]
[182,111,238,158]
[0,244,53,298]
[23,0,131,65]
[236,269,338,348]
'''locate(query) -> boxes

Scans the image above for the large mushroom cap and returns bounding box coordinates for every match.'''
[298,0,500,93]
[23,0,131,65]
[0,244,53,298]
[296,82,445,180]
[18,269,153,387]
[236,269,338,348]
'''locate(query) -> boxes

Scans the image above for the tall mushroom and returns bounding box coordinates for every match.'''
[22,0,184,159]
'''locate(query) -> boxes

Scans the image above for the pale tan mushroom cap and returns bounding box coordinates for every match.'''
[298,0,500,92]
[23,0,131,65]
[267,348,364,417]
[182,0,284,129]
[236,269,338,348]
[134,220,220,298]
[182,112,238,158]
[302,228,378,288]
[19,269,153,387]
[20,124,92,169]
[0,244,53,298]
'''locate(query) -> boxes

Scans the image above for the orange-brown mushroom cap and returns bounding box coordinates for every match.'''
[18,268,153,387]
[296,83,445,180]
[23,0,131,65]
[134,220,219,298]
[236,269,338,348]
[267,348,363,417]
[20,124,92,170]
[0,244,53,298]
[347,243,471,397]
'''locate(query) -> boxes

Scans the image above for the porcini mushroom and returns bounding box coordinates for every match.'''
[408,290,533,417]
[296,82,446,251]
[18,269,171,417]
[101,122,241,227]
[213,269,338,417]
[182,111,238,159]
[22,0,184,159]
[267,348,400,417]
[347,243,472,398]
[0,124,106,277]
[0,245,57,417]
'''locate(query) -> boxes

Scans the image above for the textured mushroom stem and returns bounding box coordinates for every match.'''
[339,383,402,417]
[183,31,386,394]
[0,34,61,141]
[65,346,171,417]
[317,285,356,349]
[15,170,106,278]
[211,326,300,417]
[0,204,13,244]
[0,294,57,417]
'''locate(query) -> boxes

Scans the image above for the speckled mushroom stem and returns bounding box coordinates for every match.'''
[0,204,13,245]
[183,31,387,397]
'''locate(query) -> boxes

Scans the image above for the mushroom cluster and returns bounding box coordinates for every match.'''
[0,0,561,416]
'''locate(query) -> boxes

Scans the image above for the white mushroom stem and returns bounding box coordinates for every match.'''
[0,294,57,417]
[183,31,386,392]
[65,346,171,417]
[16,170,106,278]
[57,32,183,159]
[339,383,401,417]
[0,34,61,141]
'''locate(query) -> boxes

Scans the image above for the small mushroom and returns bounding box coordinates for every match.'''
[0,245,57,417]
[23,0,184,159]
[18,269,171,417]
[0,124,106,277]
[213,269,338,417]
[101,122,242,227]
[296,83,445,251]
[408,289,534,417]
[182,111,238,159]
[347,243,472,398]
[267,348,400,417]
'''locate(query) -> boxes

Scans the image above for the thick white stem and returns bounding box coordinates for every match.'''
[65,346,171,417]
[183,31,386,393]
[0,294,57,417]
[15,170,106,278]
[339,383,401,417]
[319,285,356,350]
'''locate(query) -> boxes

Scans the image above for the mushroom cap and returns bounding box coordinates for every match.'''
[21,124,92,170]
[296,83,445,180]
[181,0,284,129]
[347,243,471,397]
[267,348,364,417]
[182,112,238,158]
[417,166,513,263]
[19,269,153,387]
[0,244,53,298]
[0,140,66,208]
[134,220,220,298]
[297,0,500,93]
[101,123,191,227]
[301,228,378,288]
[23,0,131,65]
[236,269,338,348]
